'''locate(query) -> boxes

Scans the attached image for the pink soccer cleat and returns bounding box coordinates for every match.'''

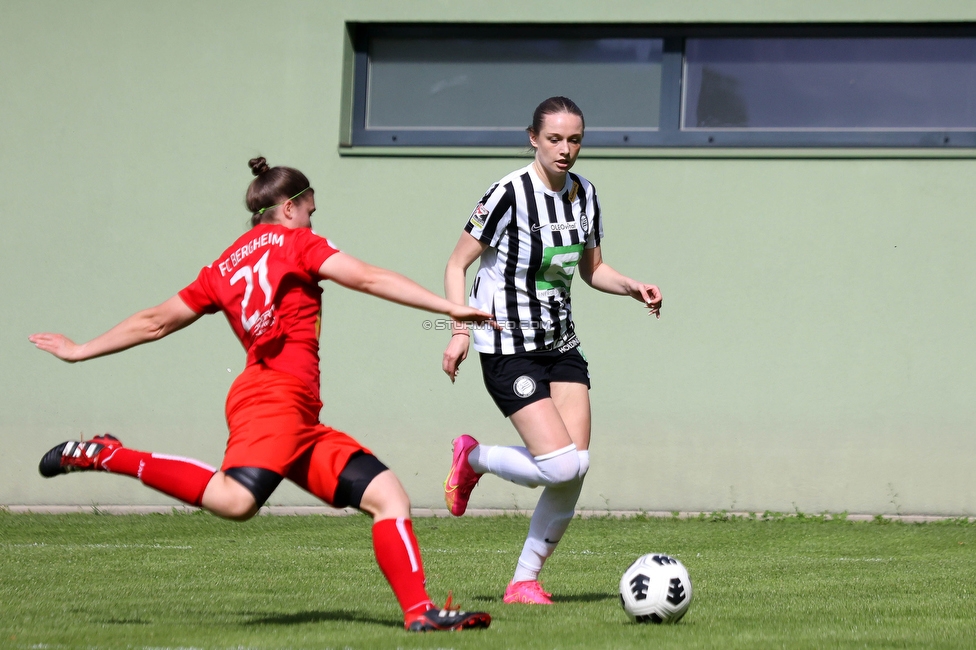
[503,580,553,605]
[444,435,483,516]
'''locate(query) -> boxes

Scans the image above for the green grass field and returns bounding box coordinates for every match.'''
[1,511,974,649]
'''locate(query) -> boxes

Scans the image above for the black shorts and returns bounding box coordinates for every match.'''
[479,336,590,417]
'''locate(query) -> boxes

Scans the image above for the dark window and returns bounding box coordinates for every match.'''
[684,38,976,130]
[347,23,976,149]
[367,38,663,131]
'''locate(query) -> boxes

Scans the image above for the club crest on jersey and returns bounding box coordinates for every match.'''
[469,203,489,228]
[579,212,589,234]
[513,375,537,398]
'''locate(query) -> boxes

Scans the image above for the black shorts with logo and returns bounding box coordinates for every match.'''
[479,335,590,417]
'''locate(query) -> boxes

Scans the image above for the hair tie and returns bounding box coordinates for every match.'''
[256,186,311,216]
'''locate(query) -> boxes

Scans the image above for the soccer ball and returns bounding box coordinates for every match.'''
[619,553,693,624]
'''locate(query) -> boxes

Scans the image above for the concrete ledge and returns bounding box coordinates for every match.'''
[2,505,972,523]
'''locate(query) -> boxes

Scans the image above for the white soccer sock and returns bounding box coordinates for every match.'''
[512,450,589,583]
[468,443,578,488]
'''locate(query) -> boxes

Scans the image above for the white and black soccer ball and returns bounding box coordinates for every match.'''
[619,553,693,624]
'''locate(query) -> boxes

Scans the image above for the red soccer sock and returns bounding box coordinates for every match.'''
[100,447,216,507]
[372,518,435,616]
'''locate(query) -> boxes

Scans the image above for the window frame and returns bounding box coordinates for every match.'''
[346,22,976,149]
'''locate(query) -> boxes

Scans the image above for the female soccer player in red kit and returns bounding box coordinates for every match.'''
[30,157,492,633]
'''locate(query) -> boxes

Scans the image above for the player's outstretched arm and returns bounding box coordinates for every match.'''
[442,232,489,382]
[29,295,202,363]
[579,246,663,319]
[318,252,493,324]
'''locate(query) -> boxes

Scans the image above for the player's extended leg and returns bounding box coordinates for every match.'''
[444,403,581,517]
[507,382,590,602]
[38,434,269,520]
[494,383,591,604]
[293,446,491,632]
[356,470,434,620]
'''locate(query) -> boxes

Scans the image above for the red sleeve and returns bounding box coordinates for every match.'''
[296,229,340,277]
[178,265,222,315]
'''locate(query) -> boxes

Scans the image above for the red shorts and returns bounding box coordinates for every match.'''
[223,364,371,505]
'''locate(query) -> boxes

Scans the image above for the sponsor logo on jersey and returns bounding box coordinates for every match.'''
[513,375,537,398]
[249,305,276,338]
[531,221,577,233]
[535,287,564,299]
[536,244,584,291]
[469,203,489,228]
[557,334,580,354]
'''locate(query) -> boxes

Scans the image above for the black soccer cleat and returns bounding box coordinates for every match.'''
[38,434,122,477]
[404,594,491,632]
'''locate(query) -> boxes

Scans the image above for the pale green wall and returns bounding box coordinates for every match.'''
[3,0,975,514]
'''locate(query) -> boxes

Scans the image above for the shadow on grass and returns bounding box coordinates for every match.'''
[95,618,152,625]
[554,592,616,604]
[471,594,501,603]
[471,592,614,604]
[243,609,400,629]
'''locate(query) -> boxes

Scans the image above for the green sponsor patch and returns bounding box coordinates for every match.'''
[536,244,584,291]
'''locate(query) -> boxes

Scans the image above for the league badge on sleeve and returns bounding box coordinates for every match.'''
[469,203,489,228]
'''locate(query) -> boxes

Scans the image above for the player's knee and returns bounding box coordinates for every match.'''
[220,467,281,519]
[536,445,580,485]
[577,450,590,480]
[370,482,411,518]
[222,499,259,521]
[211,486,260,521]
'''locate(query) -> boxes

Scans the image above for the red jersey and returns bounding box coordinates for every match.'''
[179,224,339,395]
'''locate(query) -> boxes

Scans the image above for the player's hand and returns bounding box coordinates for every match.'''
[447,304,493,324]
[442,333,470,383]
[630,283,662,319]
[29,333,82,362]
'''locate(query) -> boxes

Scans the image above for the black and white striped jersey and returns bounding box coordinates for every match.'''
[464,163,604,355]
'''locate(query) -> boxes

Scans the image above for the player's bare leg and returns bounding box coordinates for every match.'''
[508,397,575,456]
[359,469,411,521]
[200,473,260,520]
[549,382,591,452]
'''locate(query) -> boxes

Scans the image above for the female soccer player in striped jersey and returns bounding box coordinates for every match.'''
[30,157,492,632]
[442,97,663,605]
